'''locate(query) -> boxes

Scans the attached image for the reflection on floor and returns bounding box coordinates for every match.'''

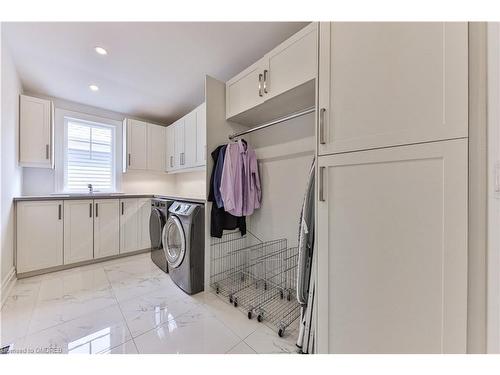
[0,253,299,354]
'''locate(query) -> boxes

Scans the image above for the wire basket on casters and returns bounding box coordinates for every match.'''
[210,230,300,337]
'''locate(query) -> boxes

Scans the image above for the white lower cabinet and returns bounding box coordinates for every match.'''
[119,199,139,254]
[63,200,94,264]
[94,199,120,259]
[138,198,152,250]
[16,197,151,274]
[16,200,63,274]
[119,198,151,254]
[317,139,468,353]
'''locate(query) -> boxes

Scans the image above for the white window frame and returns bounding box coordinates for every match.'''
[54,108,123,193]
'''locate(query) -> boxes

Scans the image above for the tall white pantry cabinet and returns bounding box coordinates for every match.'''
[316,22,469,353]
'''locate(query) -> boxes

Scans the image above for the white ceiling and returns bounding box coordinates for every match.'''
[3,22,308,124]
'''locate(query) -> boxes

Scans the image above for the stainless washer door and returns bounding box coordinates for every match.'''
[162,215,186,269]
[149,208,165,250]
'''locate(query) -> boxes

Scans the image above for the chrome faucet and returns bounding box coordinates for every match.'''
[88,184,93,194]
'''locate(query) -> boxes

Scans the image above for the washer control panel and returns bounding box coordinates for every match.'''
[168,201,201,216]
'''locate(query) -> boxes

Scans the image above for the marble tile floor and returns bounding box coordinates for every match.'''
[0,253,299,354]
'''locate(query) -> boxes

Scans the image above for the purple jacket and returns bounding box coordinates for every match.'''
[220,140,261,217]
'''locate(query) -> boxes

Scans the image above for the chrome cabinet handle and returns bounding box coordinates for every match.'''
[258,73,263,97]
[58,204,62,220]
[181,152,185,165]
[95,203,98,218]
[45,144,49,159]
[89,203,93,218]
[319,108,326,145]
[319,167,326,202]
[263,69,269,94]
[128,153,131,166]
[121,202,124,215]
[170,156,173,167]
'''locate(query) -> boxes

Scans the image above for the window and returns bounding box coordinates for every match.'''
[63,117,116,192]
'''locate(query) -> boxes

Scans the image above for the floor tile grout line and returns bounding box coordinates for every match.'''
[24,270,117,338]
[224,338,247,354]
[21,299,121,342]
[101,257,197,349]
[23,263,118,341]
[205,291,260,342]
[103,260,198,341]
[103,262,136,353]
[19,279,43,344]
[127,302,202,341]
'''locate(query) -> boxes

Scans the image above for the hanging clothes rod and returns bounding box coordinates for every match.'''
[228,106,316,140]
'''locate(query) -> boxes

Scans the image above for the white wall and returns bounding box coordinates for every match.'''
[121,170,176,195]
[1,32,23,284]
[174,171,206,199]
[248,112,315,246]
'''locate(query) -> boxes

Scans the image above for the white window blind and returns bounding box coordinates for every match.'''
[64,118,115,192]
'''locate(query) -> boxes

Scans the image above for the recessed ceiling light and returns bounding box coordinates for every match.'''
[89,84,99,92]
[94,46,107,55]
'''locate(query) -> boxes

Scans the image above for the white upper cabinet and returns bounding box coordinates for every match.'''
[317,139,468,353]
[19,94,54,168]
[63,199,94,264]
[318,22,468,155]
[16,200,63,274]
[184,110,197,168]
[265,24,317,101]
[165,103,206,173]
[226,23,318,121]
[226,57,267,119]
[93,199,120,259]
[126,119,148,170]
[174,118,186,168]
[165,124,176,172]
[125,119,168,172]
[147,123,166,172]
[195,103,207,166]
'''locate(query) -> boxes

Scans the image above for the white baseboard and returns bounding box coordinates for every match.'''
[1,267,16,307]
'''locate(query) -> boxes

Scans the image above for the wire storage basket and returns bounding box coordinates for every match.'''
[210,231,300,337]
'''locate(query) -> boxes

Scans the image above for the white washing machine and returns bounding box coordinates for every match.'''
[162,201,204,295]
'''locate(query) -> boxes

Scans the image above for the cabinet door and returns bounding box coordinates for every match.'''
[94,199,120,259]
[265,23,317,100]
[16,200,63,273]
[19,95,53,168]
[64,200,94,264]
[226,57,267,119]
[119,199,140,254]
[318,22,468,155]
[126,119,148,170]
[147,124,166,171]
[165,125,176,171]
[174,118,186,168]
[138,198,152,250]
[184,110,197,168]
[317,139,467,353]
[195,103,207,166]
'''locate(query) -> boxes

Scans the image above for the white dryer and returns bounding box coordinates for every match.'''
[162,201,204,295]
